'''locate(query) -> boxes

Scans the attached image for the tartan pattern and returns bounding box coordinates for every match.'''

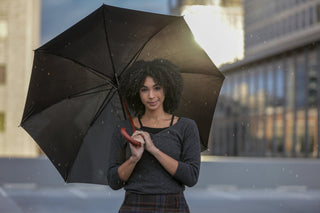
[119,192,190,213]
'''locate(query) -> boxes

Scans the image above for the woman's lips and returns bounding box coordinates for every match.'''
[148,101,158,106]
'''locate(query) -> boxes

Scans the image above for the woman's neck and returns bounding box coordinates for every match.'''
[143,109,169,120]
[141,110,172,128]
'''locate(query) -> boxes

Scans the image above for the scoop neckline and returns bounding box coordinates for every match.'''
[135,117,182,135]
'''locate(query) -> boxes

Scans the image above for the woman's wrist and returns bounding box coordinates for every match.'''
[130,155,140,164]
[149,146,160,156]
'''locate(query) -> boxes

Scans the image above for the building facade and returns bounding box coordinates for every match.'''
[212,0,320,158]
[0,0,41,157]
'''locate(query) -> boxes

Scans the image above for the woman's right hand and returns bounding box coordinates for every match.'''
[117,133,145,182]
[129,133,145,162]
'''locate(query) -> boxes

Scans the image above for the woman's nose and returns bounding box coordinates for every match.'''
[148,90,155,98]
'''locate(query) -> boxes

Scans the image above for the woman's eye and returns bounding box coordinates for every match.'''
[140,88,148,92]
[154,86,161,91]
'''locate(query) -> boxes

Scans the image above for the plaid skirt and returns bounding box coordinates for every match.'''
[118,191,190,213]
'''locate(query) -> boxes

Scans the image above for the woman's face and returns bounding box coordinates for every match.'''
[139,76,165,112]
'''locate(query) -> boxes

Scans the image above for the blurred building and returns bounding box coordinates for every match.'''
[213,0,320,158]
[168,0,244,67]
[0,0,41,157]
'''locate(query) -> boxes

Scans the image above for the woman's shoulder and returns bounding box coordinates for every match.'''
[176,117,198,129]
[178,117,196,124]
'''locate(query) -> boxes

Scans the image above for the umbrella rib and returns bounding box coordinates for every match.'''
[66,89,118,183]
[102,8,117,80]
[20,105,36,126]
[89,88,118,127]
[37,50,115,86]
[66,88,119,182]
[119,18,184,77]
[70,89,110,99]
[68,83,113,99]
[21,83,112,127]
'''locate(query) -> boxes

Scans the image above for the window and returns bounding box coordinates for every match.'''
[0,112,5,132]
[309,6,314,26]
[296,54,307,109]
[0,20,8,39]
[0,65,5,84]
[302,9,306,29]
[317,4,320,22]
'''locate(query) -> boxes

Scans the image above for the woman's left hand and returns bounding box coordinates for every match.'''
[134,131,158,154]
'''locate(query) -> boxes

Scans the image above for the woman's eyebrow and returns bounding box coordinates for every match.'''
[140,83,160,88]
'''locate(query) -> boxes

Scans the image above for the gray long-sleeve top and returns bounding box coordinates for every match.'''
[107,117,201,194]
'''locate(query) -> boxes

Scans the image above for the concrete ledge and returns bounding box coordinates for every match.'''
[0,157,65,187]
[0,188,23,213]
[1,157,320,189]
[197,157,320,190]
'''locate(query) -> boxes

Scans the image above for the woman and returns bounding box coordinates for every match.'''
[107,59,201,213]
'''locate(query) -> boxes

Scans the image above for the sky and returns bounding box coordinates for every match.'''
[41,0,170,44]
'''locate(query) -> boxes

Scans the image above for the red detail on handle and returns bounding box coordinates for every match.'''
[120,127,141,146]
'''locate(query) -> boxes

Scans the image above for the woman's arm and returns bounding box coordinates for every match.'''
[172,120,201,187]
[117,142,144,181]
[138,119,201,187]
[137,131,178,176]
[107,127,144,189]
[149,146,178,176]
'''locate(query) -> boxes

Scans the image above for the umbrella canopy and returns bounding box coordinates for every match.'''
[20,4,224,185]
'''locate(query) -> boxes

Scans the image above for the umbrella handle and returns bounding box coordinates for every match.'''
[121,97,136,132]
[120,127,141,146]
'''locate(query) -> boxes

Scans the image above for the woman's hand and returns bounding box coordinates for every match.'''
[129,133,145,162]
[134,131,158,154]
[116,132,144,182]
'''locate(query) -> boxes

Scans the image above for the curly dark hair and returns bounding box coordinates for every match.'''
[119,59,183,117]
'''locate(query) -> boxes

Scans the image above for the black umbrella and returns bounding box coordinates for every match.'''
[20,4,224,185]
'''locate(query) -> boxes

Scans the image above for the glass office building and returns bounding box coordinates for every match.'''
[211,0,320,158]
